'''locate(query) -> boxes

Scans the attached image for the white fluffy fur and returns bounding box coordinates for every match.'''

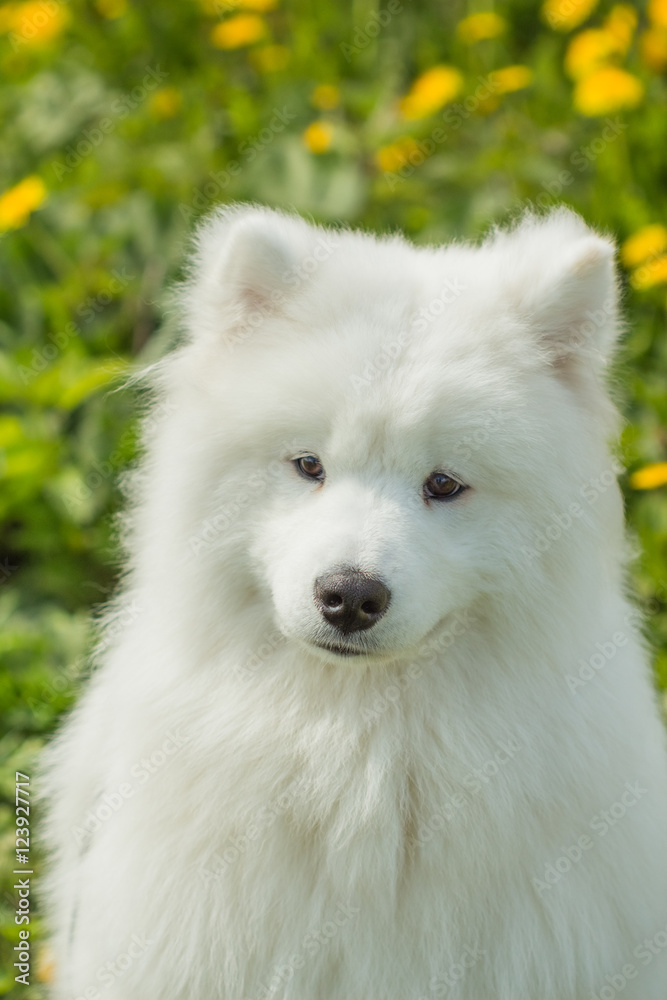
[41,205,667,1000]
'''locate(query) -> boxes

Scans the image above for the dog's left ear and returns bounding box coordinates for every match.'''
[499,210,619,376]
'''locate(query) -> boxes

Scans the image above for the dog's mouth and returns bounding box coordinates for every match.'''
[313,639,369,657]
[293,628,392,661]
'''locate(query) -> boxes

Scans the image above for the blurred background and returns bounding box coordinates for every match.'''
[1,0,667,990]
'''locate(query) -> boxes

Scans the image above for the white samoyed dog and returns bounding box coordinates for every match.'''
[41,205,667,1000]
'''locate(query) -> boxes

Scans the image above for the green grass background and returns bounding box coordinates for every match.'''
[1,0,667,991]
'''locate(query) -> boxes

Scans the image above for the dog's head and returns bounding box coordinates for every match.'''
[152,205,623,666]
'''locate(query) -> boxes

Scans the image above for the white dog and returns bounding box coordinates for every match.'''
[41,205,667,1000]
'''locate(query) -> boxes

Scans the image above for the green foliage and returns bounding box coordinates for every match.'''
[1,0,666,990]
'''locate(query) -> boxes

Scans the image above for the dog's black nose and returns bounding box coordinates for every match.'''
[314,569,391,633]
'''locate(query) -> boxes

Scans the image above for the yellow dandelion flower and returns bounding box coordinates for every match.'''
[149,87,183,119]
[489,65,533,93]
[630,463,667,489]
[456,12,506,43]
[8,0,69,45]
[574,65,643,115]
[603,4,637,52]
[648,0,667,29]
[211,13,266,49]
[95,0,127,18]
[399,65,464,120]
[621,225,667,268]
[0,175,46,231]
[640,26,667,72]
[375,137,421,173]
[311,84,340,110]
[565,29,619,79]
[251,44,289,71]
[631,254,667,290]
[542,0,599,32]
[302,120,333,154]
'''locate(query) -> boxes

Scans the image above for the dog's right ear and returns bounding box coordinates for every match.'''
[182,205,318,345]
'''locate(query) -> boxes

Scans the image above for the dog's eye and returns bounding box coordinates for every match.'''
[423,471,465,501]
[294,455,325,481]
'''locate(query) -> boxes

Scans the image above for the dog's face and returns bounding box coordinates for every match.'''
[174,206,622,665]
